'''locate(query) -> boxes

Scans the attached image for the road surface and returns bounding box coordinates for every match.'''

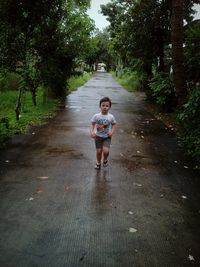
[0,72,200,267]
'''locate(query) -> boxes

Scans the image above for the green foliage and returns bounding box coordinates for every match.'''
[0,89,58,143]
[83,29,115,71]
[184,21,200,84]
[101,0,167,72]
[67,72,92,93]
[149,71,175,110]
[0,0,94,98]
[177,85,200,161]
[0,71,22,91]
[114,68,144,92]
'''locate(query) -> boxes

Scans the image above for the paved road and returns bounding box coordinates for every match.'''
[0,72,200,267]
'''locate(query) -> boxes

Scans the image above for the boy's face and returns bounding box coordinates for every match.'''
[100,101,110,114]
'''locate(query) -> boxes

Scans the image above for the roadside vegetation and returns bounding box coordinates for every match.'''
[68,72,92,93]
[0,88,58,144]
[0,72,91,144]
[102,0,200,163]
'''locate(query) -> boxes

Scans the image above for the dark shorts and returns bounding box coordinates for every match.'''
[95,136,111,149]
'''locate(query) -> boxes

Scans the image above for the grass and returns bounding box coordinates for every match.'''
[0,72,93,144]
[67,72,92,93]
[0,88,59,144]
[111,71,142,92]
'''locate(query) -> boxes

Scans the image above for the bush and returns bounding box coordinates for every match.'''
[177,84,200,161]
[114,68,144,92]
[184,21,200,85]
[0,89,58,143]
[67,72,92,93]
[149,71,175,111]
[0,71,22,91]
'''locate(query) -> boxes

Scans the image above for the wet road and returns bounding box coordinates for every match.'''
[0,72,200,267]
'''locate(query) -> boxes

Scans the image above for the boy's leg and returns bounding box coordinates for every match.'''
[96,148,103,164]
[102,138,111,166]
[95,137,103,164]
[103,146,109,162]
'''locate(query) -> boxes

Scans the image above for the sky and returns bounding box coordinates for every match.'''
[87,1,200,31]
[87,0,110,30]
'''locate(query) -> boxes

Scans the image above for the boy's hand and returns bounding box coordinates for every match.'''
[90,131,96,138]
[108,132,113,137]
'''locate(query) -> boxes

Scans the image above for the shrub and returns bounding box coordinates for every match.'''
[115,68,144,92]
[67,72,92,93]
[177,84,200,161]
[0,71,22,91]
[184,21,200,85]
[149,71,175,111]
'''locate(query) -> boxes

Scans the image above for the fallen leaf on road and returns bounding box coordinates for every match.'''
[182,195,187,200]
[188,254,195,261]
[36,189,43,194]
[131,131,137,135]
[38,176,49,180]
[194,165,200,170]
[64,186,70,192]
[129,227,137,233]
[134,183,142,187]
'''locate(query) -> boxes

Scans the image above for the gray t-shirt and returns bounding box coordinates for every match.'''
[91,112,116,138]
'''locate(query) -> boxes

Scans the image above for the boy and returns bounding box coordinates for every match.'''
[90,97,116,169]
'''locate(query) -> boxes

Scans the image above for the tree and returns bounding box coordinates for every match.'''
[184,20,200,85]
[83,29,115,71]
[171,0,187,105]
[0,0,93,100]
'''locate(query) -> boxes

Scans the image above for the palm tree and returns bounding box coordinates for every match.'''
[171,0,187,105]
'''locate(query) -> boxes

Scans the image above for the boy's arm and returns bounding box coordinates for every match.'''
[108,123,116,137]
[90,122,96,138]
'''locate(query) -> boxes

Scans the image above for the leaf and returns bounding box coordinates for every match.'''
[182,195,187,199]
[188,254,195,261]
[38,176,49,180]
[36,188,43,194]
[129,227,137,233]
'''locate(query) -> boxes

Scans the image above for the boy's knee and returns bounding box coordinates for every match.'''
[96,148,102,154]
[103,147,109,155]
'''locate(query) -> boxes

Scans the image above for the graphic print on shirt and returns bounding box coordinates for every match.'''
[96,118,109,134]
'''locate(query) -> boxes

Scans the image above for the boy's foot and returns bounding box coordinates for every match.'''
[94,163,101,170]
[103,160,108,167]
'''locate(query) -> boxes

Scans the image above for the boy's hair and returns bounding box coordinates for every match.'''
[99,97,112,107]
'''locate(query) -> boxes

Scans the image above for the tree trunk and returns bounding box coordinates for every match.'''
[31,88,37,106]
[171,0,187,105]
[15,87,24,120]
